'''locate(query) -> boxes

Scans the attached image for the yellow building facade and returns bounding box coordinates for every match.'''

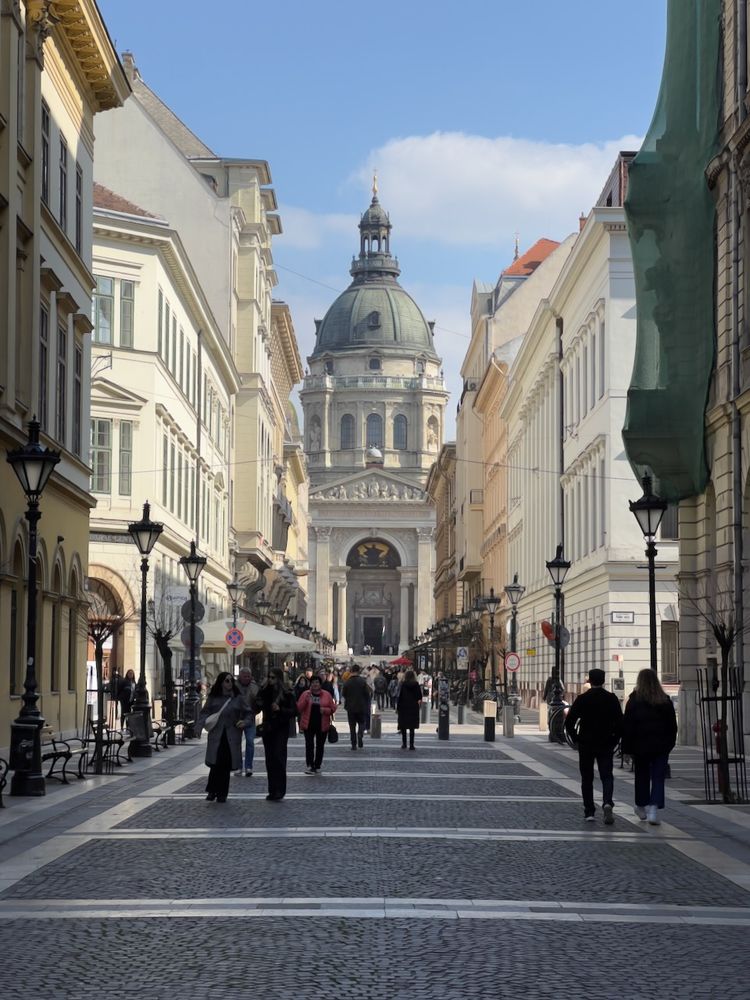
[0,2,128,748]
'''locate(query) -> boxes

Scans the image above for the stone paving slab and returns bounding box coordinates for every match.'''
[287,742,515,761]
[114,797,592,831]
[0,917,748,999]
[251,757,532,774]
[5,835,748,907]
[182,774,565,797]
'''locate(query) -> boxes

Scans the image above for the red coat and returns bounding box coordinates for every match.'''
[296,689,336,732]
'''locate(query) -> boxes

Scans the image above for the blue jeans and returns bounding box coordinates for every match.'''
[243,719,256,771]
[634,753,669,809]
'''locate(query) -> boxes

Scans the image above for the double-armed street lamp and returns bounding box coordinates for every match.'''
[629,475,668,674]
[6,418,60,796]
[546,544,571,744]
[127,501,164,756]
[504,573,526,698]
[179,540,207,737]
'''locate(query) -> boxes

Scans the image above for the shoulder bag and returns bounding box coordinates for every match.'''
[204,697,230,732]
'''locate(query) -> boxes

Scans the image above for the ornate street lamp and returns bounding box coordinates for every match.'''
[226,577,244,673]
[546,544,571,744]
[179,540,207,737]
[629,475,668,673]
[127,501,164,757]
[255,594,271,624]
[483,587,502,699]
[504,573,526,697]
[6,418,60,796]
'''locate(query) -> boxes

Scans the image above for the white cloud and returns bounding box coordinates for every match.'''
[277,205,356,250]
[353,131,643,245]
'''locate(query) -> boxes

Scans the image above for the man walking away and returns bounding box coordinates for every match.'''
[374,670,387,710]
[565,668,623,824]
[236,667,259,776]
[342,664,370,749]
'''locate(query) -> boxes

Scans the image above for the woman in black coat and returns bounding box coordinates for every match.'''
[397,669,423,750]
[254,667,297,801]
[622,669,677,826]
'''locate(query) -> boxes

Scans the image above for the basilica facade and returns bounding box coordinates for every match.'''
[301,189,447,654]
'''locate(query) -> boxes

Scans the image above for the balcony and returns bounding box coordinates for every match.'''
[302,374,447,393]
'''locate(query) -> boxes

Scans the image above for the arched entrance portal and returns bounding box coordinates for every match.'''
[346,538,401,655]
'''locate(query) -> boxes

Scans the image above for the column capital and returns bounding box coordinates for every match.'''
[416,527,434,542]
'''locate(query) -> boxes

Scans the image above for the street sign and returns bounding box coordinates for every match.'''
[180,625,204,648]
[541,620,555,641]
[456,646,469,660]
[559,626,570,649]
[181,600,205,623]
[225,627,244,649]
[504,652,521,673]
[542,622,570,649]
[526,648,536,657]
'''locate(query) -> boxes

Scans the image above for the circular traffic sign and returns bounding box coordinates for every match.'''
[181,600,205,623]
[180,625,204,648]
[225,627,244,649]
[505,652,521,673]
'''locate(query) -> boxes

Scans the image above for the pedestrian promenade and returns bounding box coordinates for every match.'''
[1,710,749,999]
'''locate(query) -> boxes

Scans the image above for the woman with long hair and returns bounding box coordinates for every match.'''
[196,672,252,803]
[396,668,423,750]
[254,666,297,800]
[622,669,678,825]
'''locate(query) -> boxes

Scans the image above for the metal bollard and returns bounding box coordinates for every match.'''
[483,699,496,742]
[502,704,515,738]
[421,701,431,725]
[370,709,382,738]
[457,703,465,725]
[438,701,450,740]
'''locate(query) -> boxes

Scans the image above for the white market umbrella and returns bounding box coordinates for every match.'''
[198,617,315,655]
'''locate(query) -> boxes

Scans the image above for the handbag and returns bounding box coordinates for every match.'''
[327,723,339,744]
[204,697,230,732]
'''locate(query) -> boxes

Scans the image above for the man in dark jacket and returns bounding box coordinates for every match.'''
[565,668,623,824]
[342,664,370,749]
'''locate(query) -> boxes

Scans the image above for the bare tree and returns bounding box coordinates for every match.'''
[147,592,184,743]
[81,586,133,774]
[680,580,748,803]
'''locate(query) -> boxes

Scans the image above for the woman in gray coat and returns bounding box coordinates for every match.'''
[196,672,252,802]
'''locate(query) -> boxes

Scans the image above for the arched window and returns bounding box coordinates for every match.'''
[394,414,407,450]
[340,413,355,450]
[366,413,383,448]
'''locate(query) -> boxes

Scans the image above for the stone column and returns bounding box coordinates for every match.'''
[322,391,330,467]
[339,578,348,654]
[416,527,434,636]
[398,570,412,651]
[314,527,331,638]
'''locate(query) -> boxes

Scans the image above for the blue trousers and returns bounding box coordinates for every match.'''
[242,718,256,771]
[634,753,669,809]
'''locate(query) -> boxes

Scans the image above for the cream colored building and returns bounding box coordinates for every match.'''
[425,443,458,621]
[88,184,239,693]
[0,2,128,747]
[501,165,678,704]
[92,53,307,615]
[301,191,447,653]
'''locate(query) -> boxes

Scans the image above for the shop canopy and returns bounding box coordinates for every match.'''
[198,617,315,654]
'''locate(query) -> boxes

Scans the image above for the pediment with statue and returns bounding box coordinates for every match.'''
[309,471,427,503]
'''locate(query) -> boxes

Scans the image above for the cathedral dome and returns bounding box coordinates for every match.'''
[311,190,438,359]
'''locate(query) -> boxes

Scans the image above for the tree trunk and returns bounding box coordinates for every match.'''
[93,640,106,775]
[718,641,733,803]
[156,635,175,745]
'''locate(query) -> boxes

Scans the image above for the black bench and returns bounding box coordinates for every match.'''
[41,736,88,783]
[151,720,176,750]
[0,757,8,806]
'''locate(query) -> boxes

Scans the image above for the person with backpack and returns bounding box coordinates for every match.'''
[564,668,623,824]
[373,670,387,710]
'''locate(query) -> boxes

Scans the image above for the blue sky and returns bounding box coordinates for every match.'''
[98,0,667,431]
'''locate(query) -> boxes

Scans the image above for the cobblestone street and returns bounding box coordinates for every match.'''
[1,711,750,999]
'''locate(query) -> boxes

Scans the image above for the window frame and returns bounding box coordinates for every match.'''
[90,417,112,493]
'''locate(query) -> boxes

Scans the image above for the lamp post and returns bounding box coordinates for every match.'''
[483,587,502,699]
[629,475,668,673]
[127,502,164,757]
[504,573,526,697]
[546,544,571,744]
[179,540,207,738]
[6,418,60,796]
[227,577,244,675]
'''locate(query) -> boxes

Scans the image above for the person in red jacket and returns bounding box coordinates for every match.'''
[297,675,336,774]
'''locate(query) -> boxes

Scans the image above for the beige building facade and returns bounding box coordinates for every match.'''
[0,1,128,746]
[425,443,458,622]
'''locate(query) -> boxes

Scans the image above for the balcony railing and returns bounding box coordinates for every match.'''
[302,374,447,392]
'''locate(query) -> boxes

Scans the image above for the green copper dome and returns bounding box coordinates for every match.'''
[311,193,438,358]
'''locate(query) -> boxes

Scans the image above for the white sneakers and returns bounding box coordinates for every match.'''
[634,805,647,820]
[646,805,661,825]
[602,804,615,826]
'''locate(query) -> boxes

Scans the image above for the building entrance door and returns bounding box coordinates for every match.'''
[363,617,384,654]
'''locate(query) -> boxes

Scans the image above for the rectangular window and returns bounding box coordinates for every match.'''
[56,325,67,443]
[162,434,168,505]
[599,458,606,546]
[10,588,19,695]
[185,350,191,404]
[661,503,679,540]
[164,303,171,368]
[93,276,114,344]
[50,600,59,692]
[120,280,134,348]
[75,163,83,254]
[179,328,185,388]
[73,345,82,456]
[90,418,112,492]
[582,345,588,417]
[157,289,163,357]
[599,322,606,398]
[171,316,177,376]
[41,102,50,204]
[169,442,176,511]
[590,333,596,408]
[59,136,68,231]
[39,304,49,431]
[119,420,132,496]
[183,454,189,520]
[177,451,183,520]
[17,28,25,144]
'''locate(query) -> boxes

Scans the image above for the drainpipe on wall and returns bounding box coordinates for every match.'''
[196,330,203,537]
